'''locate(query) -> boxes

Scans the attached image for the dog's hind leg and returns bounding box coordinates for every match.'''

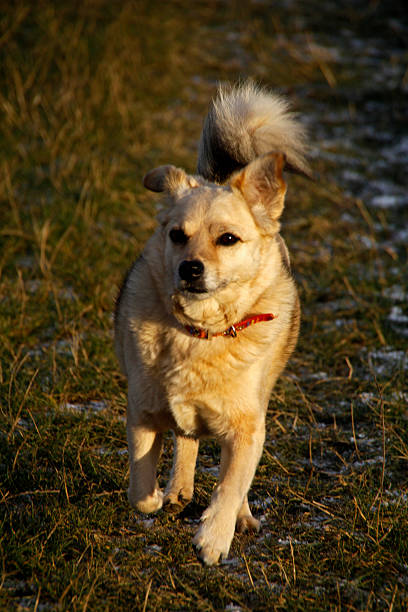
[236,495,261,533]
[127,420,163,514]
[164,434,199,512]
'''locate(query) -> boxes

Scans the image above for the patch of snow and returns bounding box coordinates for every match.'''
[60,399,110,414]
[382,285,406,302]
[388,306,408,325]
[277,537,304,546]
[144,544,162,555]
[306,371,328,380]
[225,602,243,611]
[352,456,384,469]
[370,194,408,208]
[367,348,407,377]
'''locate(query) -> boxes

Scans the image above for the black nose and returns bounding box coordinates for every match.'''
[178,259,204,281]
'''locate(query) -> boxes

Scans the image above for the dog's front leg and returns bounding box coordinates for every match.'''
[127,419,163,514]
[164,434,199,511]
[193,420,265,565]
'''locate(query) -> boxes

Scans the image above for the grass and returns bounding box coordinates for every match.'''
[1,1,407,609]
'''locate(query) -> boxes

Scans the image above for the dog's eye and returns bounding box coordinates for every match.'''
[216,233,240,246]
[169,228,188,245]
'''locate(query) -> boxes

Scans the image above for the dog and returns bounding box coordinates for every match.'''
[114,82,312,565]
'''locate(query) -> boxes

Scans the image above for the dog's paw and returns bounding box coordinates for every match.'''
[192,508,235,566]
[128,487,163,514]
[236,514,261,534]
[163,495,190,514]
[163,482,194,513]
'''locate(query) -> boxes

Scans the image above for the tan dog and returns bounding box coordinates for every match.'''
[114,83,311,565]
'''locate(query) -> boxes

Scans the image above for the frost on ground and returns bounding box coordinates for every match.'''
[366,347,407,378]
[59,400,110,414]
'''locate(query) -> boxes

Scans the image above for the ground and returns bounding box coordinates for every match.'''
[0,1,407,610]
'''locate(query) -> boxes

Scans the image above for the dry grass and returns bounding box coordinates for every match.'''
[1,1,407,610]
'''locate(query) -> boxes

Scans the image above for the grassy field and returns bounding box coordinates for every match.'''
[1,1,407,609]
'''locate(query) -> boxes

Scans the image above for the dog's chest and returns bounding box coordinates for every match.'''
[163,350,225,436]
[163,336,256,436]
[137,320,264,436]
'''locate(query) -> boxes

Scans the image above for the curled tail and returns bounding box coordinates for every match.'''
[197,82,312,184]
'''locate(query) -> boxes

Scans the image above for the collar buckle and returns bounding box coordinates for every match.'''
[226,325,237,338]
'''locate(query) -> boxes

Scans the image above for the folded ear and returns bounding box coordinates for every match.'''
[230,152,287,224]
[143,165,199,193]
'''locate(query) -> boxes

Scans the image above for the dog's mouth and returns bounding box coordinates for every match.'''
[180,283,208,295]
[186,287,207,294]
[175,277,211,297]
[177,277,230,298]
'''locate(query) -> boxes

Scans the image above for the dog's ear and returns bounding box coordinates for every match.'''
[230,152,287,223]
[143,165,199,193]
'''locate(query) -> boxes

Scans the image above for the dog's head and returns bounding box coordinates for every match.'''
[143,153,288,328]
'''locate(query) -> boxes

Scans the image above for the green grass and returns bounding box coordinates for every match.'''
[1,1,407,610]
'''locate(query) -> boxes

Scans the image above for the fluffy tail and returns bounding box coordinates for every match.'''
[197,82,312,184]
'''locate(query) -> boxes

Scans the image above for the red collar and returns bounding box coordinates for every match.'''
[184,313,276,340]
